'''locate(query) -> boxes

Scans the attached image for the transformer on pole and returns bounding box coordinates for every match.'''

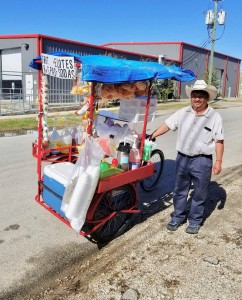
[206,0,226,85]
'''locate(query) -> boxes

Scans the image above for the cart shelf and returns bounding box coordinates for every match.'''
[97,163,154,194]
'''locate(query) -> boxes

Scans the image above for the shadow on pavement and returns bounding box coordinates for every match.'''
[128,159,176,227]
[128,159,227,228]
[203,181,227,224]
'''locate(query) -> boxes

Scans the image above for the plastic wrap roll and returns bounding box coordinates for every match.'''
[66,165,100,232]
[65,172,91,220]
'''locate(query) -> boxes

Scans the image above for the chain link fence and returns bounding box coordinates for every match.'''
[0,88,84,116]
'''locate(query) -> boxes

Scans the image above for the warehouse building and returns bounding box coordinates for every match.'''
[102,41,241,98]
[0,34,161,113]
[0,34,240,114]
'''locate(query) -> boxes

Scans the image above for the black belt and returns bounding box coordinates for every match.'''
[178,151,212,159]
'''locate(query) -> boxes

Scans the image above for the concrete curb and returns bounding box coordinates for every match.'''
[1,98,242,120]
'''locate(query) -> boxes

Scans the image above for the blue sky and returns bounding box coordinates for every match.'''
[1,0,241,60]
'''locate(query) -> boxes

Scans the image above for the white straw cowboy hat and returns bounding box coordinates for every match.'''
[185,80,218,101]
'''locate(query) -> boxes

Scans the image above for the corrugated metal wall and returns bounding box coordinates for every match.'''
[212,53,226,95]
[103,43,181,61]
[102,42,241,98]
[225,58,239,97]
[0,35,162,114]
[0,36,240,111]
[181,44,208,98]
[41,38,158,104]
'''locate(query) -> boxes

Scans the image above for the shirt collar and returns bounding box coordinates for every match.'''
[186,105,211,118]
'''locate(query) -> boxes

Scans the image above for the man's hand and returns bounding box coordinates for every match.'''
[146,134,156,142]
[213,160,222,175]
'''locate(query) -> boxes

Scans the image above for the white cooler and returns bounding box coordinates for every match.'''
[42,162,75,217]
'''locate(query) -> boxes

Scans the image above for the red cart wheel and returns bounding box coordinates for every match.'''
[140,149,164,191]
[88,184,137,244]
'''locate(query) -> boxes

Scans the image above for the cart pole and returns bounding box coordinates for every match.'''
[37,78,43,180]
[139,80,152,159]
[87,82,95,135]
[35,73,44,200]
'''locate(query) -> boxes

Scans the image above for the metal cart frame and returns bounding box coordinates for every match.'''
[30,53,194,245]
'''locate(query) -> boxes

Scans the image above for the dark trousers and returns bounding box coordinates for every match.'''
[171,153,212,226]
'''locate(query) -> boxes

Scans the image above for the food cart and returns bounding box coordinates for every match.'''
[29,53,195,245]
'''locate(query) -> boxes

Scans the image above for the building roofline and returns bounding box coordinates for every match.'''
[0,34,158,60]
[182,41,241,61]
[2,35,239,62]
[101,41,241,62]
[0,33,104,50]
[0,33,41,39]
[101,41,183,46]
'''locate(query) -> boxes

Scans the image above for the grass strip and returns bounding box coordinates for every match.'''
[0,114,76,132]
[0,102,223,132]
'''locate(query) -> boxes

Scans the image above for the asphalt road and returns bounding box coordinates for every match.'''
[0,104,242,298]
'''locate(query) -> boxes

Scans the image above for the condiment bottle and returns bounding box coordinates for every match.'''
[129,142,141,170]
[117,142,131,171]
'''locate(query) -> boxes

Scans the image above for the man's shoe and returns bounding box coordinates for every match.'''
[185,224,201,234]
[166,220,180,231]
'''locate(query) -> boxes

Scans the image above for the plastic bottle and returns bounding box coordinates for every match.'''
[142,140,153,161]
[76,125,84,154]
[117,142,131,171]
[61,118,72,154]
[129,142,141,170]
[77,125,83,145]
[109,134,117,157]
[49,118,61,155]
[70,121,78,148]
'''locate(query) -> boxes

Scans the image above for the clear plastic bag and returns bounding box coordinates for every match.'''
[61,136,104,233]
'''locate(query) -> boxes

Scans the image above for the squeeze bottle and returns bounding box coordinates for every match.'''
[129,142,141,170]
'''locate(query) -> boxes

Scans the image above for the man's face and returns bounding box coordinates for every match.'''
[191,91,209,109]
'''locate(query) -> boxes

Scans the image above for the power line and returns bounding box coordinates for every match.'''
[182,38,210,62]
[182,39,211,68]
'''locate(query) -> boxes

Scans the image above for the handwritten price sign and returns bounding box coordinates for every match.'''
[41,54,75,79]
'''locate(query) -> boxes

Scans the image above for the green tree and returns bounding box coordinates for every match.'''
[203,70,218,87]
[203,70,221,97]
[151,79,174,101]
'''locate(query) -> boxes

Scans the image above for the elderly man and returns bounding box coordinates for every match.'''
[150,80,224,234]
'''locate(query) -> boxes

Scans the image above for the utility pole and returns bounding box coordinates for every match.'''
[206,0,225,85]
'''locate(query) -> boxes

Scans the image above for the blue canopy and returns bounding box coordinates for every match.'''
[29,51,195,83]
